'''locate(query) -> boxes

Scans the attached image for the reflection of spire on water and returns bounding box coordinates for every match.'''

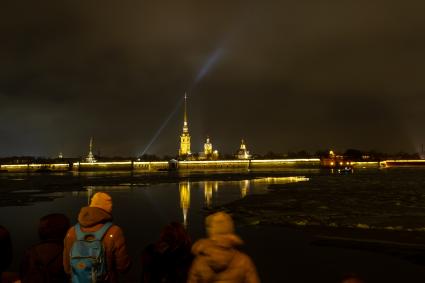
[214,181,219,193]
[240,180,250,198]
[204,181,213,208]
[72,185,133,202]
[87,186,94,205]
[72,186,95,203]
[179,182,190,228]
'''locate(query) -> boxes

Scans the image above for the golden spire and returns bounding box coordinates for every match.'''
[179,93,191,156]
[184,93,187,125]
[183,93,188,133]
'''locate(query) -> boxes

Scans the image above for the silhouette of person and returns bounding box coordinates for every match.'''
[141,222,193,283]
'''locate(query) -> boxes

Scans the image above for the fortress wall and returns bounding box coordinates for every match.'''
[73,161,133,171]
[133,161,168,171]
[2,159,414,173]
[350,161,380,168]
[381,160,425,167]
[178,160,250,170]
[0,163,70,172]
[250,159,320,168]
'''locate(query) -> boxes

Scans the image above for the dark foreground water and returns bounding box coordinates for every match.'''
[1,169,425,282]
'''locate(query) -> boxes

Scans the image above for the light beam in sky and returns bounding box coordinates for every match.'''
[140,46,225,156]
[192,46,225,87]
[140,96,184,156]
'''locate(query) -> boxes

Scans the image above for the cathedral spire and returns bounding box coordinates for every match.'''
[179,93,191,157]
[184,93,187,125]
[183,93,188,133]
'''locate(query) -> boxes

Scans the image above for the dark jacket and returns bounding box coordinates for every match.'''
[187,235,260,283]
[1,225,19,283]
[141,242,193,283]
[63,207,131,283]
[20,240,67,283]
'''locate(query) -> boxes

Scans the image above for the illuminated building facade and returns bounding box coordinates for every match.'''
[321,149,350,168]
[236,139,251,160]
[204,137,213,155]
[199,137,219,160]
[179,94,191,158]
[85,137,97,163]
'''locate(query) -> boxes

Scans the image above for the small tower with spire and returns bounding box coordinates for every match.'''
[236,139,251,160]
[85,137,97,163]
[179,93,191,157]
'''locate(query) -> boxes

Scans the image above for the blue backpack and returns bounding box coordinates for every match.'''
[70,222,113,283]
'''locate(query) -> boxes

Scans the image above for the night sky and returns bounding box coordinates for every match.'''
[1,1,424,157]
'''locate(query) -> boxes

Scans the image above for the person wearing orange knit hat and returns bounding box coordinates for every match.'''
[188,211,260,283]
[90,192,113,214]
[63,192,131,282]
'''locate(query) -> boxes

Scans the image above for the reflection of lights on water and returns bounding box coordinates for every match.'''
[204,182,213,208]
[179,182,190,227]
[87,186,94,205]
[251,176,309,184]
[71,177,308,229]
[71,185,133,203]
[240,180,249,198]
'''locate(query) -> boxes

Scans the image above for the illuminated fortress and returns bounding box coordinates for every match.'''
[178,94,238,161]
[1,93,367,172]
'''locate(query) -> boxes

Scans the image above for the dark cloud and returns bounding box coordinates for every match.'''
[1,1,424,156]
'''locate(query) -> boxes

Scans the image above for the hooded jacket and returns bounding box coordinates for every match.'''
[187,235,260,283]
[63,207,131,283]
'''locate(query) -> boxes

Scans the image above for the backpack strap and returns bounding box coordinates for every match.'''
[74,223,85,241]
[92,222,113,240]
[74,222,113,241]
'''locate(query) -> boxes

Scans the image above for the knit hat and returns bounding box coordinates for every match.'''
[206,212,235,237]
[90,192,113,214]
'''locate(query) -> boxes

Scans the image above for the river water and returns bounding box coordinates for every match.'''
[1,169,425,282]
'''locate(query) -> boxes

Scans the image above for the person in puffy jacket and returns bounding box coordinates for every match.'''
[63,192,131,283]
[187,212,260,283]
[20,213,70,283]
